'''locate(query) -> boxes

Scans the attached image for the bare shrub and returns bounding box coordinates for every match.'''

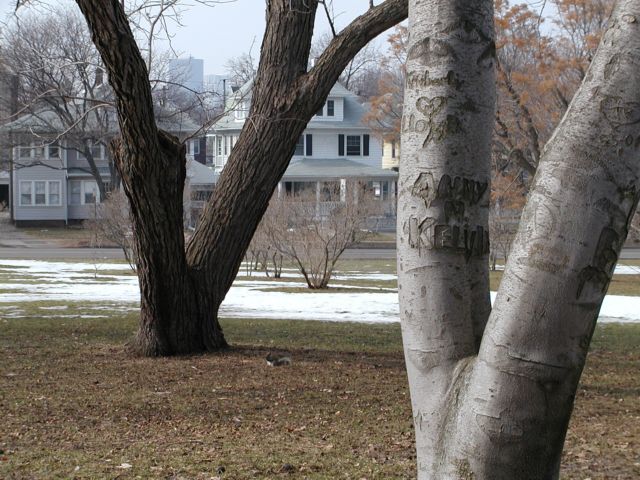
[259,183,378,289]
[87,190,137,271]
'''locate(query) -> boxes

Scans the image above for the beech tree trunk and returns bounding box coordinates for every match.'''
[399,0,640,477]
[76,0,407,355]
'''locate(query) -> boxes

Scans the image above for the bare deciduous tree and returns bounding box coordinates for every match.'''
[399,0,640,477]
[224,52,257,87]
[71,0,407,356]
[1,7,115,198]
[87,189,137,271]
[311,32,380,92]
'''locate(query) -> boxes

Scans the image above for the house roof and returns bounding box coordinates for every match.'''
[211,82,368,132]
[187,160,218,185]
[282,158,397,181]
[2,109,201,137]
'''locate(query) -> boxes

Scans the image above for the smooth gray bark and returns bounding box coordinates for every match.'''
[399,0,640,478]
[398,0,495,476]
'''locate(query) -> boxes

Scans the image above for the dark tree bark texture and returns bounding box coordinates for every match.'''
[75,0,407,355]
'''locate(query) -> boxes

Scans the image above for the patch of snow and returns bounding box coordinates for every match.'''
[0,259,639,324]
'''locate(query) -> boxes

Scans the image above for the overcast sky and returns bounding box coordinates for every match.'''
[0,0,386,75]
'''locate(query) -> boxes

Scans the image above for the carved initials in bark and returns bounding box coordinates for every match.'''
[400,0,640,477]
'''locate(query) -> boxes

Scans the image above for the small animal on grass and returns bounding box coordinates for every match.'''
[266,352,292,366]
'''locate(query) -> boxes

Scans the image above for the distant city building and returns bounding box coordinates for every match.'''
[168,57,204,93]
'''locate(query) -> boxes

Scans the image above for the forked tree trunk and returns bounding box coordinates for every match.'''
[76,0,407,355]
[399,0,640,477]
[398,0,495,474]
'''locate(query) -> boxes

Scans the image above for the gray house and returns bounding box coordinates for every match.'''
[206,82,397,215]
[4,110,203,226]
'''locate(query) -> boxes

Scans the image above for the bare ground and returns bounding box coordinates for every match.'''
[0,317,638,479]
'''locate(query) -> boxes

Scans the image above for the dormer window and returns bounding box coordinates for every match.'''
[315,99,335,117]
[235,100,249,120]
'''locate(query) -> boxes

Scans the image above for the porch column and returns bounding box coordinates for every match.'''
[316,181,321,218]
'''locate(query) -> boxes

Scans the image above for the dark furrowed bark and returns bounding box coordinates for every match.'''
[187,0,409,302]
[76,0,407,356]
[77,1,226,355]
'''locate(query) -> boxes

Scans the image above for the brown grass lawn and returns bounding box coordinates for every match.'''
[0,316,639,479]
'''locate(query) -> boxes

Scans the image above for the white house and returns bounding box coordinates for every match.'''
[205,82,397,216]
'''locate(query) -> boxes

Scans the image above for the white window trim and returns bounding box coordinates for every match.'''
[17,142,62,160]
[19,180,62,207]
[294,135,307,156]
[315,98,336,118]
[69,180,101,206]
[326,99,335,117]
[79,144,105,161]
[346,135,362,156]
[234,100,248,121]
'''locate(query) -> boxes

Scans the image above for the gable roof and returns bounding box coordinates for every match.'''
[211,81,370,132]
[187,160,218,185]
[2,109,201,137]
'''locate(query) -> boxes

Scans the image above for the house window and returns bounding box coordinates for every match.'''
[316,105,323,116]
[19,180,62,206]
[224,136,230,156]
[284,181,315,196]
[18,143,60,159]
[192,139,200,155]
[346,135,361,156]
[80,144,104,160]
[84,182,98,204]
[20,182,32,205]
[19,146,32,159]
[327,100,334,116]
[49,182,61,205]
[294,136,305,156]
[216,136,222,156]
[235,100,249,120]
[69,180,100,205]
[48,143,60,158]
[70,181,81,205]
[391,140,396,158]
[35,181,46,205]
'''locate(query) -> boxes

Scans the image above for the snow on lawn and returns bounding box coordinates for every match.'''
[0,259,639,324]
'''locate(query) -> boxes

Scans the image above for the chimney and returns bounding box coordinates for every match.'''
[95,67,104,86]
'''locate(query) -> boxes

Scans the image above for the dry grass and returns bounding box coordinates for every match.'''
[0,315,638,479]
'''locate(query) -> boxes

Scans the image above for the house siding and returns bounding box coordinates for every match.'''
[67,203,97,221]
[13,163,67,222]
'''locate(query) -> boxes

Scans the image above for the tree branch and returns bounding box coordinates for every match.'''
[303,0,407,94]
